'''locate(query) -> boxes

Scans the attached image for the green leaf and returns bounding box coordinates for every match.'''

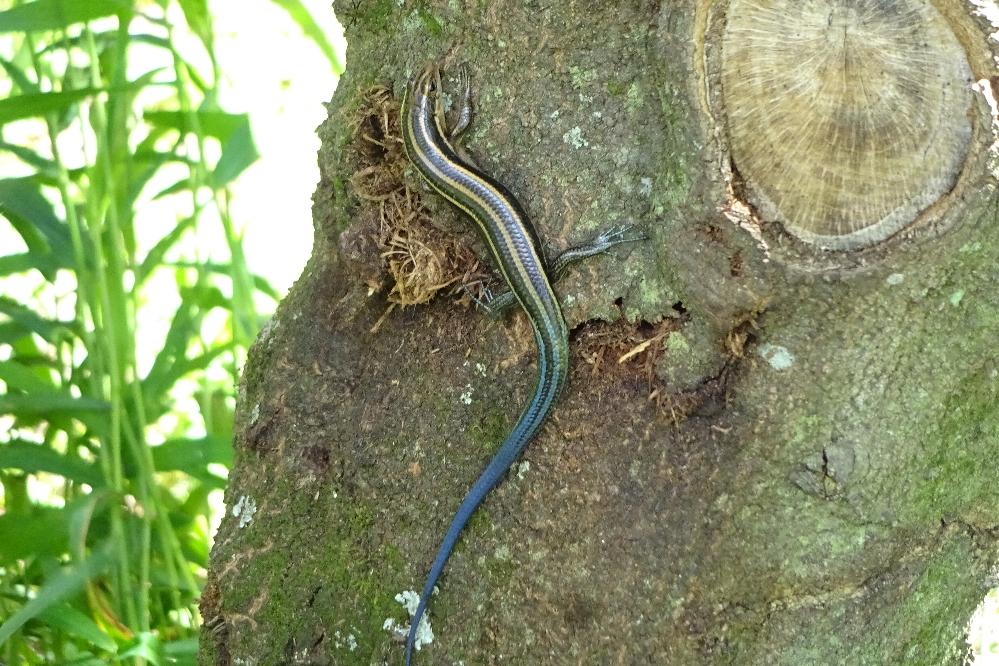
[38,29,171,56]
[166,262,280,301]
[118,631,161,664]
[65,491,112,560]
[0,0,133,33]
[0,440,104,486]
[177,0,212,52]
[0,296,76,342]
[0,58,40,94]
[267,0,344,74]
[60,656,108,666]
[0,139,58,173]
[0,88,99,124]
[141,284,230,411]
[0,394,110,417]
[144,110,261,184]
[0,544,114,646]
[0,358,57,393]
[0,251,65,277]
[0,177,72,265]
[127,147,186,209]
[151,435,231,483]
[0,322,27,345]
[162,637,198,663]
[143,110,247,141]
[151,176,193,200]
[213,116,259,187]
[136,215,196,283]
[0,506,69,560]
[38,603,118,653]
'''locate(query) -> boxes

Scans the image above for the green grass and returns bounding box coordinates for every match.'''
[0,0,341,663]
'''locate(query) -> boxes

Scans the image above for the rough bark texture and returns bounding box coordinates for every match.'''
[200,1,999,664]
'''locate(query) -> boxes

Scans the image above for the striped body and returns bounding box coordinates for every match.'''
[400,65,568,664]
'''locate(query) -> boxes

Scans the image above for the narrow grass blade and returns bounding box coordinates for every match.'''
[136,215,196,282]
[267,0,343,74]
[0,58,40,94]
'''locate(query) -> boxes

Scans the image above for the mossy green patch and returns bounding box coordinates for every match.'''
[215,473,406,664]
[403,5,446,37]
[910,368,999,524]
[862,537,983,665]
[468,408,512,453]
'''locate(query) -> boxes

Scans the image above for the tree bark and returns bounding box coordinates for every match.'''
[200,1,999,664]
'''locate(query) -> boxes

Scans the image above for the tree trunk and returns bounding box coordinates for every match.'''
[200,1,999,664]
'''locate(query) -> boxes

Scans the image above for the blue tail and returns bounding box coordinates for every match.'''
[403,363,560,664]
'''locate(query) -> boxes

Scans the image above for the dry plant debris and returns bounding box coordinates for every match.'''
[348,84,489,331]
[575,310,752,425]
[575,317,692,422]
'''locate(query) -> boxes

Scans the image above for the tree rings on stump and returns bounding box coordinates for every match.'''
[718,0,975,251]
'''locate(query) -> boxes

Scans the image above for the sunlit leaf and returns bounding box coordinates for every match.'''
[143,109,247,141]
[0,0,133,33]
[117,631,161,664]
[177,0,212,52]
[0,358,57,393]
[0,177,72,265]
[38,29,171,54]
[0,88,100,124]
[126,148,185,209]
[0,544,114,645]
[204,388,234,441]
[166,261,281,300]
[0,58,40,94]
[0,394,110,417]
[213,117,258,187]
[0,139,58,173]
[267,0,343,74]
[136,215,196,282]
[0,296,76,342]
[151,176,193,200]
[151,435,231,484]
[0,251,65,276]
[0,440,104,486]
[143,110,260,186]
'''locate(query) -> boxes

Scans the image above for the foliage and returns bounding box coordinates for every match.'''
[0,0,341,663]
